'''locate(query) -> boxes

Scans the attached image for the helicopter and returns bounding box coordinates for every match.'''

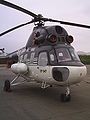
[0,0,89,102]
[0,48,6,58]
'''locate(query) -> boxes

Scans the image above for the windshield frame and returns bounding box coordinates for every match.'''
[49,47,80,65]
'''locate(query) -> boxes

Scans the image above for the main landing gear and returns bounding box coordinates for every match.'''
[41,82,71,102]
[3,77,71,102]
[3,80,11,92]
[3,74,27,92]
[60,87,71,102]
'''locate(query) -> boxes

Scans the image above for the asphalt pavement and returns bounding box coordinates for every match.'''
[0,65,90,120]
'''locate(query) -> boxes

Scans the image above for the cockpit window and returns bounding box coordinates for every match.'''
[50,54,54,61]
[56,48,72,62]
[69,48,80,61]
[49,49,57,64]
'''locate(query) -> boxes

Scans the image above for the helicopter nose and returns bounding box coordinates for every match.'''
[52,66,87,84]
[52,67,69,82]
[11,63,28,74]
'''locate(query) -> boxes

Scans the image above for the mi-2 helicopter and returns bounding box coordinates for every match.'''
[0,48,6,58]
[0,0,89,102]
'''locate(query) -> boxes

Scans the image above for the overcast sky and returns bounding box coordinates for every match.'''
[0,0,90,53]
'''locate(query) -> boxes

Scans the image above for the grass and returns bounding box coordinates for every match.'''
[79,55,90,65]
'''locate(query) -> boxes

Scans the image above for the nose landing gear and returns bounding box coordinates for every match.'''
[60,87,71,102]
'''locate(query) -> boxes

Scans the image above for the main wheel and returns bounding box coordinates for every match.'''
[60,93,71,102]
[3,80,11,92]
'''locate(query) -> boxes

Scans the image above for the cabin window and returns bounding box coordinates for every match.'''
[56,48,72,62]
[30,52,35,63]
[24,54,28,60]
[38,52,48,66]
[19,55,23,62]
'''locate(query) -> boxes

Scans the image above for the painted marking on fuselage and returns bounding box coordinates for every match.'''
[40,69,47,73]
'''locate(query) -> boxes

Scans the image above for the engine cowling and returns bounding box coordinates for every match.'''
[11,63,28,74]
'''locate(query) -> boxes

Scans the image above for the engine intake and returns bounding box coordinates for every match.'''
[52,67,69,82]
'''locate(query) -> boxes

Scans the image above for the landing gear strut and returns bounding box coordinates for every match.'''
[3,74,31,92]
[41,81,51,89]
[60,87,71,102]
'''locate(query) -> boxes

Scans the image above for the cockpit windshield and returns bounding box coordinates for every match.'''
[49,47,80,64]
[56,48,72,62]
[69,48,80,61]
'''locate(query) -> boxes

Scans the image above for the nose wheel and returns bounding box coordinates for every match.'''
[60,87,71,102]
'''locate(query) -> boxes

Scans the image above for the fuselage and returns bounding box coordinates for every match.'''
[11,44,87,87]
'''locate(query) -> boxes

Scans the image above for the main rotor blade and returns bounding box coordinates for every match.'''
[0,20,34,37]
[43,18,90,29]
[0,0,37,18]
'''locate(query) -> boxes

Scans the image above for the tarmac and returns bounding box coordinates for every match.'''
[0,65,90,120]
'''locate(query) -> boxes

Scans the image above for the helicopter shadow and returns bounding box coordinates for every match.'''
[11,83,66,102]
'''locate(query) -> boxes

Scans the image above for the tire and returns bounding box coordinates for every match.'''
[3,80,11,92]
[60,93,71,102]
